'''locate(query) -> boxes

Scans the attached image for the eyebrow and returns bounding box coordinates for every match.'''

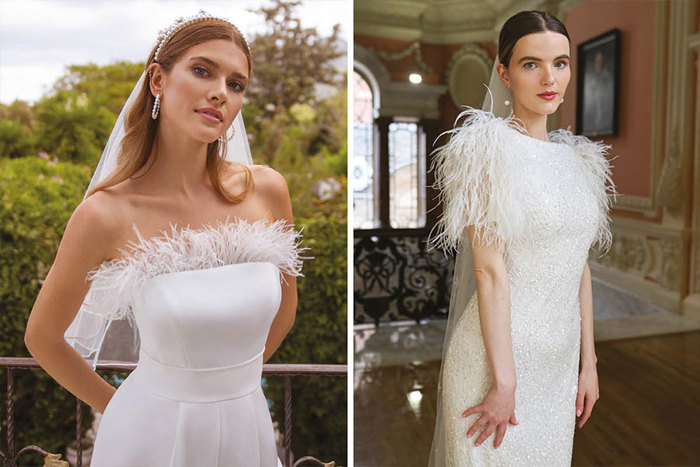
[188,56,248,81]
[517,54,570,64]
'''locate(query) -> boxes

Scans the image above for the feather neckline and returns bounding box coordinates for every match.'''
[96,216,304,276]
[83,217,306,321]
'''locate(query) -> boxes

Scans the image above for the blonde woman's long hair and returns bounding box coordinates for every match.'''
[87,19,253,203]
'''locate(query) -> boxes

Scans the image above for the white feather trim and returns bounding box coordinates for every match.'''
[549,128,618,254]
[431,107,618,256]
[430,107,530,254]
[83,217,306,322]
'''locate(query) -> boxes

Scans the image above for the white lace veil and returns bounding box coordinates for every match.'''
[428,56,511,466]
[63,69,253,369]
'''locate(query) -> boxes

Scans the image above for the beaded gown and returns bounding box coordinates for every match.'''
[81,219,303,467]
[431,108,615,466]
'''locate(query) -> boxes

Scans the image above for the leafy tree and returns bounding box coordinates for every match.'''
[246,0,343,112]
[0,118,34,158]
[0,99,35,130]
[50,62,144,116]
[32,90,115,166]
[0,100,37,158]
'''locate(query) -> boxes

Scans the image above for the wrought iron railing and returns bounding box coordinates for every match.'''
[354,232,454,325]
[0,358,346,467]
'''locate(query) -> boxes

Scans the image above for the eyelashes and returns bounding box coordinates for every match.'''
[523,61,568,70]
[191,65,245,92]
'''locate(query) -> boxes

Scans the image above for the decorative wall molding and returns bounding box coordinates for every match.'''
[354,45,446,119]
[655,125,684,211]
[367,41,434,75]
[355,0,554,44]
[683,23,700,319]
[591,217,684,312]
[444,44,493,108]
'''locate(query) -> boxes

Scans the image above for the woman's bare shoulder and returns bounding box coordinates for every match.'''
[250,164,288,194]
[68,185,135,260]
[222,163,287,198]
[222,163,291,221]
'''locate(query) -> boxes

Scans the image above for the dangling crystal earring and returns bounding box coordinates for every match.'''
[151,93,161,120]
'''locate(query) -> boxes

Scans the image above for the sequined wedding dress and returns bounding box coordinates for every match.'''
[85,219,303,467]
[431,108,615,466]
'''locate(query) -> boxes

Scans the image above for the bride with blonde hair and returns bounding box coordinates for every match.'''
[25,11,303,466]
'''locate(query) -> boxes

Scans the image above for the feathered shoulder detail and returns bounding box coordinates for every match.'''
[84,217,306,321]
[549,129,618,253]
[430,107,530,253]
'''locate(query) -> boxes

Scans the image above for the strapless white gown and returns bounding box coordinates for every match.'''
[79,219,304,467]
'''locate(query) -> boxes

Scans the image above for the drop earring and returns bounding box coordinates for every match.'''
[504,87,511,106]
[151,93,161,120]
[218,124,235,144]
[227,124,235,142]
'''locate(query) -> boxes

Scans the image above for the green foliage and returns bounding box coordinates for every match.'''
[51,62,144,116]
[33,89,116,166]
[247,0,343,112]
[245,88,347,222]
[0,99,35,130]
[0,118,35,158]
[0,156,92,464]
[266,216,347,464]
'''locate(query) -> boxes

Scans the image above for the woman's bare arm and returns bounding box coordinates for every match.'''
[24,194,121,414]
[469,225,517,390]
[576,261,599,427]
[460,225,518,448]
[254,167,298,362]
[578,261,596,368]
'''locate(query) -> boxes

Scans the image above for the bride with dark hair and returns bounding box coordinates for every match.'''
[24,11,303,466]
[429,10,616,466]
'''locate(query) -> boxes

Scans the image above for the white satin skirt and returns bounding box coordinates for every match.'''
[90,350,281,467]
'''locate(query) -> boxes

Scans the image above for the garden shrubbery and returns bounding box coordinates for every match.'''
[0,155,93,465]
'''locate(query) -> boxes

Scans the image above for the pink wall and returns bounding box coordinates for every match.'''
[562,0,659,200]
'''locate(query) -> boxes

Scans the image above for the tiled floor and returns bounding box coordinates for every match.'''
[354,278,700,466]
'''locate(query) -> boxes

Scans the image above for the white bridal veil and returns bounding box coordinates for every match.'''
[63,69,254,368]
[428,56,512,466]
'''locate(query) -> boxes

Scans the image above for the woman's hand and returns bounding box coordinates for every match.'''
[462,383,519,448]
[576,364,599,428]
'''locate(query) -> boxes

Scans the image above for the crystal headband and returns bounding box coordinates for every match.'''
[153,9,248,62]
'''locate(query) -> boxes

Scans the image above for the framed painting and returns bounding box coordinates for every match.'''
[576,28,621,137]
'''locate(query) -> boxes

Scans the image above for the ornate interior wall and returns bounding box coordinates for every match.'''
[353,0,700,323]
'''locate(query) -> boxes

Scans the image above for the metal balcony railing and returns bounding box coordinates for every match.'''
[0,358,347,467]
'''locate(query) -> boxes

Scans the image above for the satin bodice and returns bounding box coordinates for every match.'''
[135,262,281,369]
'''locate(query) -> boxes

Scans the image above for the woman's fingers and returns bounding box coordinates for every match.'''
[578,393,596,428]
[509,412,519,425]
[462,404,481,419]
[576,389,585,417]
[466,414,488,438]
[474,421,495,447]
[493,423,507,448]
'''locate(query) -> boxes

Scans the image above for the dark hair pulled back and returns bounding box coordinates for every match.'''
[498,11,570,67]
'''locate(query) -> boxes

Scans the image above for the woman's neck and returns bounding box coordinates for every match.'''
[512,103,550,142]
[137,120,212,199]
